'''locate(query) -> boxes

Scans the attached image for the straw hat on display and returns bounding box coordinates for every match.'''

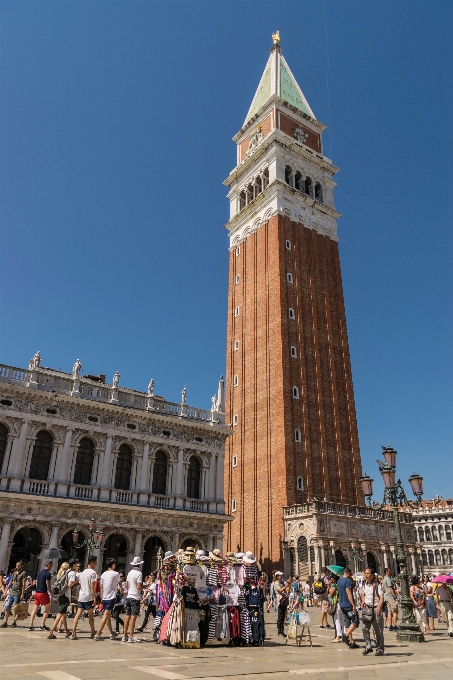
[195,550,205,561]
[183,547,196,564]
[163,550,175,562]
[209,548,223,563]
[242,551,257,564]
[235,552,244,561]
[226,551,239,564]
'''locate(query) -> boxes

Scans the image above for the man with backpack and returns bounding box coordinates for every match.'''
[93,558,121,640]
[314,567,331,629]
[70,555,98,639]
[1,560,27,628]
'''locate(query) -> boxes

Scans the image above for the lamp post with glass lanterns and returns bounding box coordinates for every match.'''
[72,518,105,553]
[358,446,425,643]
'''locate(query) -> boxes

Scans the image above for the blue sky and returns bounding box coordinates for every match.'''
[1,1,452,500]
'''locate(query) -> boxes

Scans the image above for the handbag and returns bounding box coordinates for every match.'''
[13,601,29,620]
[362,582,377,624]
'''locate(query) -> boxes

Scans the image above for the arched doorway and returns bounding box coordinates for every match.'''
[8,527,42,576]
[73,438,95,485]
[103,533,128,572]
[60,530,86,567]
[297,536,309,579]
[143,536,166,576]
[181,537,201,552]
[115,445,132,490]
[335,549,346,568]
[366,552,377,573]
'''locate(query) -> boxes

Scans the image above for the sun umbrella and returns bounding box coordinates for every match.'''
[37,547,69,560]
[431,575,453,585]
[327,565,344,577]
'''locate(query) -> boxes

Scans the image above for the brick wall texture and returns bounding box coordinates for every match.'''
[225,215,363,571]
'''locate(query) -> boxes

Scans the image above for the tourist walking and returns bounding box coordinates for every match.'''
[382,568,399,631]
[29,559,53,631]
[423,576,437,630]
[112,570,126,634]
[361,567,384,656]
[410,576,427,634]
[337,567,359,648]
[137,572,157,633]
[435,581,453,637]
[1,560,26,628]
[71,555,98,639]
[315,568,331,629]
[47,560,79,639]
[276,583,289,637]
[122,556,143,643]
[94,558,121,640]
[328,575,343,643]
[272,571,284,611]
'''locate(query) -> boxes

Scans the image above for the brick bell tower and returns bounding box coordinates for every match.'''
[224,33,364,571]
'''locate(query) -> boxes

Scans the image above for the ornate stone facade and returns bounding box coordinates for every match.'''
[0,358,230,574]
[283,501,417,580]
[411,498,453,574]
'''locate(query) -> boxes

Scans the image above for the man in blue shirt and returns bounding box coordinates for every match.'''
[29,560,52,631]
[337,568,359,648]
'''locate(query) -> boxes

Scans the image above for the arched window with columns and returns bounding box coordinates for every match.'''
[114,444,133,490]
[422,550,428,566]
[418,527,424,542]
[73,437,95,486]
[446,525,452,540]
[441,549,448,565]
[28,430,53,481]
[428,549,434,566]
[449,549,453,566]
[438,525,445,541]
[0,423,8,473]
[152,451,168,495]
[187,455,200,499]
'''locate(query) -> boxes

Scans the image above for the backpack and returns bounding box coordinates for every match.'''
[52,569,70,597]
[313,580,326,595]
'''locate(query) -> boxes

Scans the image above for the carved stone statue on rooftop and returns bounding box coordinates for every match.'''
[113,371,120,388]
[147,379,154,397]
[72,359,82,380]
[28,351,41,370]
[181,386,187,404]
[211,395,218,412]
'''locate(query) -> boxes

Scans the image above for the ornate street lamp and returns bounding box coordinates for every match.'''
[72,518,105,552]
[359,446,425,643]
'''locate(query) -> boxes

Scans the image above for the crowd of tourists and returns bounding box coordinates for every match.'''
[1,554,453,654]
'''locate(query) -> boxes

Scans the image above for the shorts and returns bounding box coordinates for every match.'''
[78,600,94,610]
[102,598,116,611]
[125,597,140,617]
[5,594,20,611]
[341,606,359,628]
[386,599,398,613]
[34,592,50,606]
[58,594,70,614]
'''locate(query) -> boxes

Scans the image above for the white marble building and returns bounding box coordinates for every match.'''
[283,501,418,579]
[411,498,453,574]
[0,354,231,575]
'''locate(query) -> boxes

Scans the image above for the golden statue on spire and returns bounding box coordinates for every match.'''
[272,30,281,46]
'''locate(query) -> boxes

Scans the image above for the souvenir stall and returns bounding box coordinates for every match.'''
[152,547,266,648]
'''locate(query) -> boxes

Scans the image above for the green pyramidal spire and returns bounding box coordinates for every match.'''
[244,33,315,126]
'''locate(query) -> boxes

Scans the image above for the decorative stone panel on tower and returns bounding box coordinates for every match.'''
[224,35,363,571]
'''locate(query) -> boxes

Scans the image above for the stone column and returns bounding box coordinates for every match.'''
[172,533,181,553]
[99,436,113,502]
[0,522,12,572]
[283,542,290,578]
[409,549,417,575]
[134,531,143,560]
[174,448,184,509]
[216,451,225,514]
[314,544,321,576]
[55,428,73,495]
[206,536,213,553]
[0,429,16,478]
[138,443,150,505]
[207,453,217,513]
[320,544,326,568]
[7,420,28,491]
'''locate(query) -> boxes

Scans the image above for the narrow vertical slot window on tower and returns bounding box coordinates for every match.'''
[232,499,237,512]
[287,273,293,283]
[234,340,239,350]
[236,246,240,256]
[294,429,301,442]
[286,240,291,250]
[233,414,238,426]
[292,386,299,399]
[235,306,240,317]
[289,308,295,319]
[297,476,304,491]
[290,346,297,358]
[233,375,238,387]
[232,454,238,468]
[236,275,240,284]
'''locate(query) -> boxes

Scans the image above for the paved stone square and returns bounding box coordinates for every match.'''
[0,610,452,680]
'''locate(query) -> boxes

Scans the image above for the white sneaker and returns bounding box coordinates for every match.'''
[93,635,102,641]
[127,636,140,643]
[121,635,128,642]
